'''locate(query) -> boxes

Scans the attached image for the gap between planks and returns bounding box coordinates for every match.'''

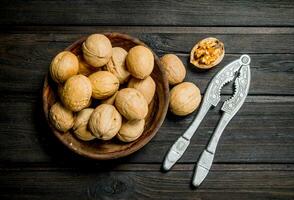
[1,26,294,34]
[0,163,293,172]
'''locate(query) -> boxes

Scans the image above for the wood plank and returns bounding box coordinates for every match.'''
[3,26,294,34]
[1,0,294,26]
[0,164,293,200]
[0,29,293,94]
[1,53,293,95]
[0,94,293,164]
[1,28,294,54]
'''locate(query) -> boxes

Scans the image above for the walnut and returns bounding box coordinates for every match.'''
[117,119,145,142]
[126,45,154,79]
[160,54,186,85]
[50,51,79,84]
[128,76,156,104]
[88,71,119,99]
[82,34,112,67]
[49,102,74,132]
[60,75,92,112]
[88,104,122,140]
[101,91,118,105]
[106,47,130,83]
[73,108,96,141]
[169,82,201,116]
[115,88,148,120]
[190,37,224,69]
[77,55,96,76]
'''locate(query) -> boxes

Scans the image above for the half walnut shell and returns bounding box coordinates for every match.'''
[190,37,225,69]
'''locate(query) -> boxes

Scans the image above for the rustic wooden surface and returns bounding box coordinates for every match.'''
[1,1,294,199]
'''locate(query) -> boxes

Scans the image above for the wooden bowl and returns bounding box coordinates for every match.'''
[43,33,169,160]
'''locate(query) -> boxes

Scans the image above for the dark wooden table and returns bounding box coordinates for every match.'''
[1,1,294,199]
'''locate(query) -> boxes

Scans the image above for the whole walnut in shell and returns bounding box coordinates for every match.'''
[60,75,92,112]
[117,119,145,142]
[128,76,156,104]
[169,82,201,116]
[190,37,225,69]
[106,47,130,83]
[59,82,94,111]
[88,104,122,140]
[73,108,96,141]
[82,34,112,67]
[49,102,74,132]
[115,88,148,120]
[50,51,79,84]
[77,55,96,76]
[101,91,118,105]
[160,54,186,85]
[88,71,119,99]
[126,45,154,79]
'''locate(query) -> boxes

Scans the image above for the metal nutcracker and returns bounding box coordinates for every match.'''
[163,55,251,187]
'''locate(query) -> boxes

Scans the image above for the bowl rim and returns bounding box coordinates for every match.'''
[43,32,169,160]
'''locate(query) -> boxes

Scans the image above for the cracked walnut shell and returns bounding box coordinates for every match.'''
[126,45,154,79]
[49,102,74,132]
[88,71,119,99]
[82,34,112,67]
[169,82,201,116]
[115,88,148,120]
[160,54,186,85]
[60,75,92,112]
[88,104,122,140]
[190,37,225,69]
[50,51,79,84]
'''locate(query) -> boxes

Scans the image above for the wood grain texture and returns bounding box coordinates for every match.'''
[1,0,294,26]
[0,27,293,95]
[0,164,293,200]
[1,53,293,94]
[0,12,294,198]
[0,94,293,163]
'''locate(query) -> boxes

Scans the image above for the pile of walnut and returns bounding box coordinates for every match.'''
[49,34,155,142]
[49,34,224,142]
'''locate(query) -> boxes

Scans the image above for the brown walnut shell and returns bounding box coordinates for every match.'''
[88,104,122,140]
[77,55,96,76]
[49,102,74,132]
[169,82,201,116]
[126,45,154,79]
[115,88,148,120]
[101,91,118,105]
[160,54,186,85]
[117,119,145,142]
[106,47,130,83]
[88,71,119,99]
[128,76,156,104]
[190,37,225,69]
[82,34,112,67]
[73,108,96,141]
[61,75,92,112]
[50,51,79,84]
